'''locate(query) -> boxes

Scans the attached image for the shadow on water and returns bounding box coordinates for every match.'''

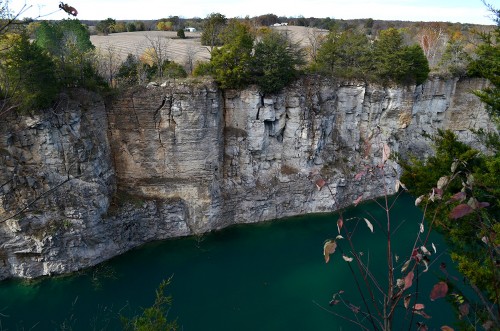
[0,194,461,330]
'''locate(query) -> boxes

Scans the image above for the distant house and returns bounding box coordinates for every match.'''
[185,27,197,32]
[272,23,288,27]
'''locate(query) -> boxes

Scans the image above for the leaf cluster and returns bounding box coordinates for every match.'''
[96,18,116,35]
[467,6,500,119]
[122,277,178,331]
[0,32,58,111]
[204,21,305,93]
[400,130,500,319]
[200,13,227,50]
[313,27,430,85]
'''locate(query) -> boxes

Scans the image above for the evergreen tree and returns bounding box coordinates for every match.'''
[401,4,500,327]
[468,17,500,117]
[116,53,140,86]
[372,28,429,85]
[1,33,58,111]
[210,20,253,89]
[253,29,304,94]
[176,29,185,39]
[315,28,371,79]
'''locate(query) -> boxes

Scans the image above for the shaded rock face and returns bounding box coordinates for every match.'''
[0,77,494,279]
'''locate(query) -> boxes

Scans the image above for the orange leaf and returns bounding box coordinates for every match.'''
[441,326,454,331]
[323,240,337,263]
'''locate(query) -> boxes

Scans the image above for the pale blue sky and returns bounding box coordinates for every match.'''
[9,0,499,24]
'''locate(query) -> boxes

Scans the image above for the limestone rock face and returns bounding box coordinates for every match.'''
[0,77,494,280]
[107,80,225,233]
[0,89,190,279]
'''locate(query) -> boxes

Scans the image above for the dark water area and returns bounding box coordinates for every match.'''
[0,194,460,330]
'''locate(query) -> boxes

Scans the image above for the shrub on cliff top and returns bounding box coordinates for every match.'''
[1,32,58,111]
[210,20,253,89]
[252,29,305,94]
[313,27,430,85]
[371,28,430,85]
[209,22,305,93]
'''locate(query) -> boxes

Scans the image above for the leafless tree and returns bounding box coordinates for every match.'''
[0,0,30,36]
[306,27,325,63]
[95,44,122,87]
[416,24,449,69]
[144,34,171,79]
[184,42,199,74]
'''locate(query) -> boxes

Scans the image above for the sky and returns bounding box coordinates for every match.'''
[8,0,499,24]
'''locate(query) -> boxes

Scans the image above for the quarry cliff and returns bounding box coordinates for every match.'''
[0,76,494,279]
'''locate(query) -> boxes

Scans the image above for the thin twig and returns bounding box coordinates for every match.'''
[312,300,371,331]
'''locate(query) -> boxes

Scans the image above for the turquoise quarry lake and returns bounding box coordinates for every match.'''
[0,194,458,330]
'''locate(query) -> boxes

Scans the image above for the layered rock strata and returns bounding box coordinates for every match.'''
[0,76,494,279]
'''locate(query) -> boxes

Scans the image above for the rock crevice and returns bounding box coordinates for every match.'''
[0,76,494,279]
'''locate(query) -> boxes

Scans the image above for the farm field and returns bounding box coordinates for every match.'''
[90,30,211,67]
[89,26,328,67]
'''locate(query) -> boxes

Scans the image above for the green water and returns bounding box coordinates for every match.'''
[0,195,459,330]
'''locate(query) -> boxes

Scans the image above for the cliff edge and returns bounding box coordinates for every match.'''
[0,76,493,279]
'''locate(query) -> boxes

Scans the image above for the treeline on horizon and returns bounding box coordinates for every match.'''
[0,7,495,112]
[77,14,493,33]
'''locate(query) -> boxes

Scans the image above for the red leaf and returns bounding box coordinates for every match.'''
[483,320,495,330]
[411,248,422,262]
[404,294,411,309]
[449,204,473,219]
[459,303,470,318]
[329,299,340,306]
[316,178,326,190]
[417,323,429,331]
[354,171,365,181]
[403,271,414,291]
[477,201,490,209]
[430,281,448,301]
[337,216,343,234]
[413,303,425,311]
[414,310,432,319]
[448,191,466,203]
[349,304,360,314]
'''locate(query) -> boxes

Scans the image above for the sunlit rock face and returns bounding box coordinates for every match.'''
[0,76,493,280]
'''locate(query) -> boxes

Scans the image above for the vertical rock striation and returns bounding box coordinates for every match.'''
[0,76,494,279]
